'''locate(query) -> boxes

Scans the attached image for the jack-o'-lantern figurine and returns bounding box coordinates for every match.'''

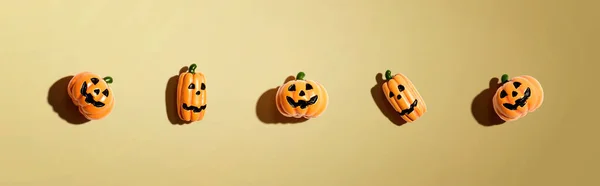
[382,70,427,122]
[492,74,544,122]
[276,72,328,119]
[177,64,207,122]
[67,72,115,120]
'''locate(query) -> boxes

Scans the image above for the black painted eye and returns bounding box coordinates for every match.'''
[513,82,521,88]
[398,85,405,92]
[188,83,195,89]
[396,94,402,99]
[102,89,109,96]
[288,84,296,91]
[201,83,206,90]
[389,92,394,98]
[512,91,518,97]
[93,89,100,95]
[91,78,99,85]
[306,83,313,90]
[500,90,508,98]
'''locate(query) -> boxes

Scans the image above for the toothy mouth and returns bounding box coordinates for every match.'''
[182,103,206,113]
[399,100,418,115]
[286,95,318,109]
[502,88,531,110]
[81,82,105,107]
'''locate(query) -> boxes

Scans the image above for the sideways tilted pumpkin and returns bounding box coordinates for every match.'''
[381,70,427,122]
[67,72,115,120]
[177,63,207,122]
[492,74,544,121]
[276,72,329,119]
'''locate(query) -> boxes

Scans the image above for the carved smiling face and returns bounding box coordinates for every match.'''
[177,64,207,122]
[67,72,115,120]
[276,72,328,119]
[493,74,544,121]
[381,70,427,122]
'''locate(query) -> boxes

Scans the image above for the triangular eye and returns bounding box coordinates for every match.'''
[91,78,99,85]
[188,83,195,89]
[500,90,508,98]
[513,82,521,88]
[306,83,313,90]
[102,89,109,96]
[389,91,394,98]
[201,83,206,90]
[398,85,405,92]
[288,84,296,91]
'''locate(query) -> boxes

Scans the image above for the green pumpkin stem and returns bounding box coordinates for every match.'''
[385,70,393,81]
[188,63,197,73]
[103,76,113,84]
[501,74,509,83]
[296,72,306,80]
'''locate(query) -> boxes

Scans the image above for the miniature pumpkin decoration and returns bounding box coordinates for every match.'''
[67,72,115,120]
[492,74,544,121]
[276,72,328,119]
[381,70,427,122]
[177,64,207,122]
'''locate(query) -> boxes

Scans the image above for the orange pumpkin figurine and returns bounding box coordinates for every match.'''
[276,72,328,119]
[67,72,115,120]
[381,70,427,122]
[492,74,544,121]
[177,63,207,122]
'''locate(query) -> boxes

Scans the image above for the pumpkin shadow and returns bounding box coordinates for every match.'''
[165,66,192,125]
[47,76,90,125]
[256,76,308,124]
[370,73,407,126]
[471,77,506,126]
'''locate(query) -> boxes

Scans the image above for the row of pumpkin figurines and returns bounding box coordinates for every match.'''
[67,63,544,123]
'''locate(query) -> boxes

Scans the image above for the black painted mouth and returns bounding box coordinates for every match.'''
[286,95,318,109]
[80,81,105,108]
[399,100,418,115]
[182,103,206,113]
[503,87,531,110]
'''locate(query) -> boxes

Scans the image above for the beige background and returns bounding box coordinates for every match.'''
[1,0,599,185]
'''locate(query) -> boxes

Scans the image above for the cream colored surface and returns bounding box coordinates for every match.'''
[1,0,599,185]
